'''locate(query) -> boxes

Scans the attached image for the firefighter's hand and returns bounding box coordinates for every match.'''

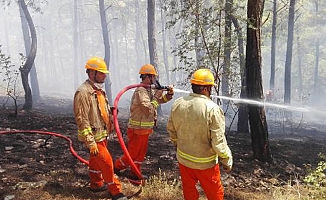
[154,117,157,128]
[110,106,119,114]
[222,164,232,173]
[89,144,99,156]
[167,85,174,96]
[154,90,163,98]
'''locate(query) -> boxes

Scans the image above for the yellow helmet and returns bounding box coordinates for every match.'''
[85,57,109,74]
[190,69,215,86]
[139,64,158,75]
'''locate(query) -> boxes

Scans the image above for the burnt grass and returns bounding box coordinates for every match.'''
[0,97,325,199]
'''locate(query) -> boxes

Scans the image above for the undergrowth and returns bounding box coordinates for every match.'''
[141,169,184,200]
[303,153,326,199]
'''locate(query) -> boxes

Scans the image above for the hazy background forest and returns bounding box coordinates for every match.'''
[1,0,326,128]
[2,0,326,199]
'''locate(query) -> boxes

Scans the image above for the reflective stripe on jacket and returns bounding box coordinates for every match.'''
[128,86,171,130]
[74,80,110,147]
[167,93,233,170]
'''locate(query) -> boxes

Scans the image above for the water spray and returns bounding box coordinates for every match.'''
[1,84,324,188]
[174,88,326,116]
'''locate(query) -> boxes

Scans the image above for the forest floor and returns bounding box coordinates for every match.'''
[0,96,326,200]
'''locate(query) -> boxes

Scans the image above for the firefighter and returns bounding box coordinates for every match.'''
[73,57,127,200]
[114,64,174,180]
[265,89,274,102]
[167,68,233,200]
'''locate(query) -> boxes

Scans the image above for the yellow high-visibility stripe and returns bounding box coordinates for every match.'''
[219,152,229,159]
[151,100,159,108]
[78,127,107,141]
[129,119,155,127]
[94,131,107,140]
[78,127,92,136]
[177,148,217,163]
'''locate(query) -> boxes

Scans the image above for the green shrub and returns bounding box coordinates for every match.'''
[304,153,326,187]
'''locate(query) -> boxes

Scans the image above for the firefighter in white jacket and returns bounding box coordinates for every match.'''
[167,68,233,200]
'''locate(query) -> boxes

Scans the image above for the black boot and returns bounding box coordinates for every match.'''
[112,193,128,200]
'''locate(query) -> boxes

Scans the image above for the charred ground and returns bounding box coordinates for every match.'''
[0,97,325,199]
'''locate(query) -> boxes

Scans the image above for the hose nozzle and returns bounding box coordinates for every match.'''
[154,80,171,91]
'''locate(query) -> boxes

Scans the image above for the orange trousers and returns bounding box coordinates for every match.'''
[89,140,122,196]
[114,128,151,175]
[179,163,224,200]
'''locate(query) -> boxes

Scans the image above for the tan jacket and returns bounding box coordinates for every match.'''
[167,93,233,170]
[73,80,111,148]
[128,86,172,130]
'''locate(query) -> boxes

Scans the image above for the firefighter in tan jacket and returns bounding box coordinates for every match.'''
[74,57,127,200]
[114,64,174,180]
[167,68,233,200]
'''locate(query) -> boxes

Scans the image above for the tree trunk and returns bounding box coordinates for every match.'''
[135,0,142,68]
[147,0,162,116]
[284,0,296,104]
[312,0,319,98]
[19,4,40,103]
[112,24,122,89]
[19,0,37,110]
[297,36,303,97]
[160,0,170,84]
[246,0,272,163]
[73,0,80,90]
[223,0,232,98]
[99,0,113,105]
[313,40,319,96]
[270,0,277,91]
[231,15,248,133]
[194,1,204,67]
[147,0,159,69]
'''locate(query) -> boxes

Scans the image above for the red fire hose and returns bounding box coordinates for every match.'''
[0,129,89,165]
[0,83,150,183]
[112,83,150,180]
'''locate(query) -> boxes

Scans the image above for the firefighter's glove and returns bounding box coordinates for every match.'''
[167,85,174,96]
[154,117,157,129]
[220,157,233,173]
[89,144,99,156]
[110,106,119,114]
[222,164,232,173]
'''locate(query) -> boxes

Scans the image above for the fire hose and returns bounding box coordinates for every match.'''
[0,83,161,184]
[0,129,89,165]
[112,83,149,180]
[112,82,171,181]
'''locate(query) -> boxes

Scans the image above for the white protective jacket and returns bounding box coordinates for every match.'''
[167,93,233,170]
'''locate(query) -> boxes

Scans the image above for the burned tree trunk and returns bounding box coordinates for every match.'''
[284,0,296,104]
[231,15,249,134]
[19,0,37,110]
[19,1,40,102]
[246,0,272,162]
